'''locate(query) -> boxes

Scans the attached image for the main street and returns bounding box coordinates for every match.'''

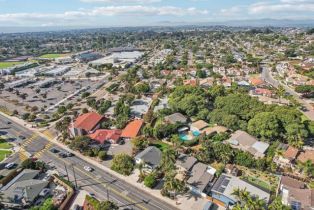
[0,114,177,210]
[262,66,314,121]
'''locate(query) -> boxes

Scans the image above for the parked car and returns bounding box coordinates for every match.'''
[50,148,60,153]
[58,152,67,158]
[43,174,51,181]
[65,152,74,157]
[73,204,82,210]
[19,135,26,140]
[5,162,16,169]
[88,192,96,198]
[7,121,12,125]
[39,188,51,197]
[84,166,93,172]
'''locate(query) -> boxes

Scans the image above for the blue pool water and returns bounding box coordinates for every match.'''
[179,130,201,141]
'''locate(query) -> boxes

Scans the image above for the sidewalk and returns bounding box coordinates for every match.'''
[0,111,182,209]
[0,111,212,210]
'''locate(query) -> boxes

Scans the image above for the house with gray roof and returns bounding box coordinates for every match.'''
[164,113,188,125]
[226,130,269,158]
[135,146,162,171]
[175,154,198,181]
[187,162,216,197]
[1,169,49,208]
[211,174,270,207]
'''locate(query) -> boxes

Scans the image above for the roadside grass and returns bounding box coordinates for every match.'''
[0,61,23,69]
[39,54,66,59]
[150,141,170,152]
[0,150,12,162]
[0,138,12,149]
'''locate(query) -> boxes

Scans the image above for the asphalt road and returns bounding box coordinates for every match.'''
[262,66,314,121]
[0,114,177,210]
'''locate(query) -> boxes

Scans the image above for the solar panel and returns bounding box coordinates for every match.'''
[291,201,301,210]
[222,179,230,187]
[217,186,226,193]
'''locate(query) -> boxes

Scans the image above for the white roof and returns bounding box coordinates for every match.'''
[212,174,270,203]
[252,141,269,154]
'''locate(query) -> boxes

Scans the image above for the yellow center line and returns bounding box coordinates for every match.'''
[47,152,148,210]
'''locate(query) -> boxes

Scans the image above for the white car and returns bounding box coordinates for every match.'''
[84,166,93,172]
[5,163,16,169]
[39,188,51,197]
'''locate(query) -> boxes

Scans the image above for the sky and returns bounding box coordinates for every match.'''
[0,0,314,27]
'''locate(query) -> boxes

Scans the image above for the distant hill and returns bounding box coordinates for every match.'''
[1,18,314,33]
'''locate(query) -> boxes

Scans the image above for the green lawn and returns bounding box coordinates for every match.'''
[0,61,23,69]
[0,150,12,162]
[243,176,271,191]
[150,141,170,152]
[39,54,66,59]
[0,139,12,149]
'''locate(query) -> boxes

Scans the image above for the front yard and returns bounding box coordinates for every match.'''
[0,150,12,162]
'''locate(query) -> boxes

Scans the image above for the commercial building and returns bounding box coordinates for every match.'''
[6,78,34,88]
[31,78,56,88]
[44,66,71,77]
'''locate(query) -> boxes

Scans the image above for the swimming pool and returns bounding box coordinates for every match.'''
[179,130,201,141]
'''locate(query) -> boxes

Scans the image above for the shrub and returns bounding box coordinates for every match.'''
[98,151,107,160]
[144,173,157,188]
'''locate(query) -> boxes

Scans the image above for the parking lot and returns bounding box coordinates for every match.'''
[0,79,104,117]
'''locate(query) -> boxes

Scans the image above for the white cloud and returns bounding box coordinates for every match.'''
[81,0,161,3]
[249,1,314,14]
[0,5,208,25]
[220,6,242,17]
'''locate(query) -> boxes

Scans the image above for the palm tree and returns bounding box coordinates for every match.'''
[297,160,314,177]
[137,162,145,182]
[276,85,286,103]
[161,148,177,172]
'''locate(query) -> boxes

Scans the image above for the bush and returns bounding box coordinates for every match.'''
[98,151,107,160]
[144,173,157,188]
[111,154,134,176]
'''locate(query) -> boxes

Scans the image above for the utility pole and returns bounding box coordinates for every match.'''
[72,164,78,189]
[64,163,70,182]
[106,179,116,200]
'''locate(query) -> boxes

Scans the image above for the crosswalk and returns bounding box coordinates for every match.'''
[41,129,55,140]
[18,129,55,162]
[33,142,54,159]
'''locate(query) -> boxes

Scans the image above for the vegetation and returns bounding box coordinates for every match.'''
[22,159,47,171]
[85,195,119,210]
[111,154,134,176]
[30,198,57,210]
[0,61,23,69]
[144,173,157,188]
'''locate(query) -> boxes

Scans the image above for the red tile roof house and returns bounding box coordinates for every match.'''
[120,119,144,140]
[253,88,273,97]
[69,112,106,137]
[89,129,122,145]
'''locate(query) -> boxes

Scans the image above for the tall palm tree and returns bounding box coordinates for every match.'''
[161,148,177,172]
[276,85,286,103]
[137,162,145,181]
